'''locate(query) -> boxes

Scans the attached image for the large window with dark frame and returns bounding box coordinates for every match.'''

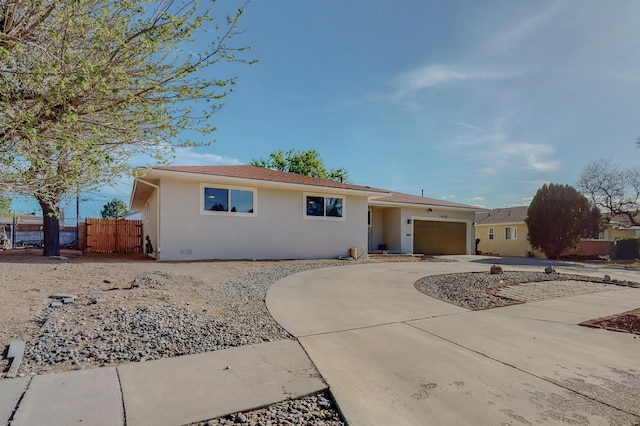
[305,194,344,219]
[202,185,255,215]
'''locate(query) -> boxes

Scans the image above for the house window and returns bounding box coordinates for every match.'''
[505,227,517,240]
[304,194,345,220]
[488,228,494,240]
[201,185,256,216]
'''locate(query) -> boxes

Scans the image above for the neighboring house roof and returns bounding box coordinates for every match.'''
[0,214,43,225]
[475,206,529,225]
[370,191,481,211]
[605,212,640,229]
[123,212,142,220]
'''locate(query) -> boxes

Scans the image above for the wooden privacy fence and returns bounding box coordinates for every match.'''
[85,218,143,253]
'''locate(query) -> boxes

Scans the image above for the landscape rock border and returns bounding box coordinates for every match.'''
[415,270,639,311]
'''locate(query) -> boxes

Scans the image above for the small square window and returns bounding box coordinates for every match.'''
[306,196,325,216]
[230,189,254,213]
[205,187,228,211]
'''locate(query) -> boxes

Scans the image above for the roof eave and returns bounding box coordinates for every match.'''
[135,168,390,198]
[369,199,482,212]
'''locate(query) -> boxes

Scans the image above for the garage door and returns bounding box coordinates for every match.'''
[413,220,467,255]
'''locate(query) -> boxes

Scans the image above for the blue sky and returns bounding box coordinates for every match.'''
[13,0,640,219]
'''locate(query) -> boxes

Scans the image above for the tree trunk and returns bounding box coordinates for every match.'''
[39,200,61,257]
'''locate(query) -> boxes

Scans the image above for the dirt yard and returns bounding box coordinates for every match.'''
[0,249,345,375]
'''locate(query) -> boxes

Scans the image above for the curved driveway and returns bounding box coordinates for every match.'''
[267,256,640,425]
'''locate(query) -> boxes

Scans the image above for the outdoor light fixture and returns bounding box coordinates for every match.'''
[407,219,412,224]
[427,208,433,212]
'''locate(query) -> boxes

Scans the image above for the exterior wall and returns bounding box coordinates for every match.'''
[402,207,476,255]
[369,208,385,250]
[382,208,401,251]
[141,185,159,259]
[563,240,615,257]
[608,226,636,240]
[476,223,534,257]
[0,224,77,248]
[155,178,368,260]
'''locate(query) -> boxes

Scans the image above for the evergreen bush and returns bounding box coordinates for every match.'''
[615,238,640,260]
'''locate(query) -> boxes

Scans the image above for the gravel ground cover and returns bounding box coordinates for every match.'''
[415,271,640,310]
[193,391,345,426]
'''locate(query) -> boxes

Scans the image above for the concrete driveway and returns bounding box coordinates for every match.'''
[266,256,640,425]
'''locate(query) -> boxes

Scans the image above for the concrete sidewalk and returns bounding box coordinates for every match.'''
[1,340,326,426]
[267,260,640,425]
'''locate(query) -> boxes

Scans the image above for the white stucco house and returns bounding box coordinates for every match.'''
[129,165,481,261]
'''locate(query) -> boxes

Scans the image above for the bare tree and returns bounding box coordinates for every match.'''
[577,159,640,226]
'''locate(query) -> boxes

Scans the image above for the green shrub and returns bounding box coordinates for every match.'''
[615,238,640,260]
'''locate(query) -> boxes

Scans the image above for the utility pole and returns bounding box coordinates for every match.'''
[76,192,80,250]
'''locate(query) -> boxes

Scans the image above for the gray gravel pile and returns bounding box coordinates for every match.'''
[21,262,346,375]
[210,262,345,327]
[23,305,289,374]
[195,391,345,426]
[415,271,624,310]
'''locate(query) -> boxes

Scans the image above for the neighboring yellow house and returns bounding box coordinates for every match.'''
[603,213,640,240]
[475,208,639,259]
[475,206,541,257]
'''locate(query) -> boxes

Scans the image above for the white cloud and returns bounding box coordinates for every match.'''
[502,143,561,172]
[172,147,243,166]
[449,120,482,131]
[486,2,563,53]
[457,114,561,174]
[392,64,519,98]
[520,197,534,205]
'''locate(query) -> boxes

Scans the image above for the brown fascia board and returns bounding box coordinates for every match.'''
[369,193,484,212]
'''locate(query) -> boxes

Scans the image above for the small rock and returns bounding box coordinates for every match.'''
[603,275,611,282]
[51,293,78,300]
[544,266,556,274]
[490,265,503,274]
[92,298,107,304]
[50,301,63,308]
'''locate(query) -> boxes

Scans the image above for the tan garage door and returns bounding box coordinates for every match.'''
[413,220,466,255]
